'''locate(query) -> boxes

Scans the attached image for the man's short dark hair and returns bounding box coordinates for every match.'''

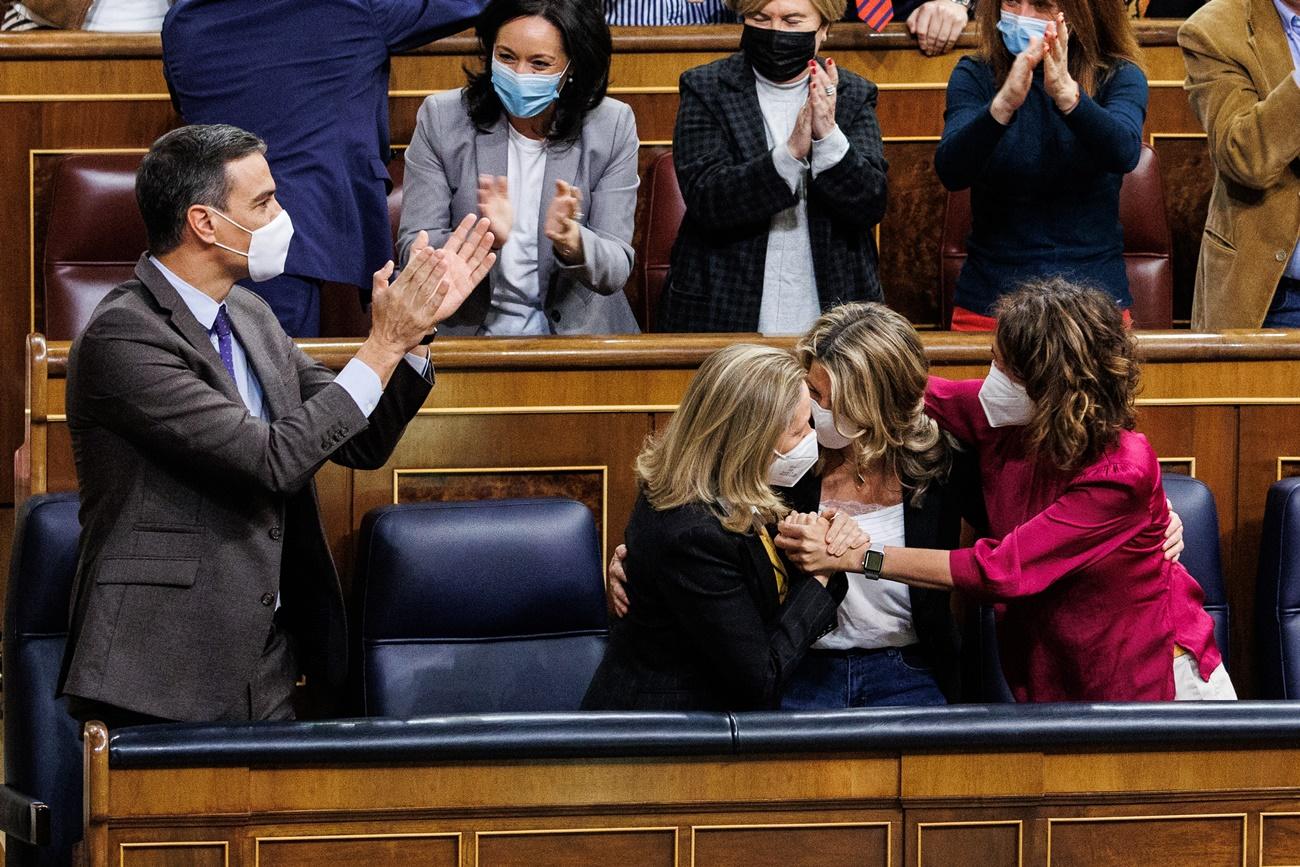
[135,124,267,255]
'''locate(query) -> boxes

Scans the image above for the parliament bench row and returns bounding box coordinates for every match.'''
[7,470,1297,865]
[38,144,1175,339]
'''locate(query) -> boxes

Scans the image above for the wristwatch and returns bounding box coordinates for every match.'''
[860,549,884,581]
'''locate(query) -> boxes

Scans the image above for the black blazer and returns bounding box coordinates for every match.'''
[658,52,889,333]
[782,462,968,700]
[582,496,848,711]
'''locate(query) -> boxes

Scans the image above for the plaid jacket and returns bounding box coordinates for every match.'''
[659,52,888,333]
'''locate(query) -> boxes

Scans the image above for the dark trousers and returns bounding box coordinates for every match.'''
[66,620,298,729]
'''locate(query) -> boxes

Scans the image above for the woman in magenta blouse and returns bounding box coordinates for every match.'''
[778,280,1234,702]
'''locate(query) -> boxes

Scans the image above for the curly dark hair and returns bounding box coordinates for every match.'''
[993,278,1140,473]
[462,0,611,145]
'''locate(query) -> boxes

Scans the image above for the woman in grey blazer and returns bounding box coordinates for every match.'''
[398,0,640,335]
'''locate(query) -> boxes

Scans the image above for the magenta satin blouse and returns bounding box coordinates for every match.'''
[926,377,1221,702]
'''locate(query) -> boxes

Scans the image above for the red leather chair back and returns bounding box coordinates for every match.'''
[43,153,150,341]
[938,142,1174,329]
[41,153,411,340]
[633,151,686,332]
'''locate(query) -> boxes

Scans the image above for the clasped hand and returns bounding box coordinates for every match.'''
[787,59,839,161]
[774,510,871,576]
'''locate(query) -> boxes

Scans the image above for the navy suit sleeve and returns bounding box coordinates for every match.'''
[1060,62,1147,174]
[934,58,1008,191]
[368,0,487,52]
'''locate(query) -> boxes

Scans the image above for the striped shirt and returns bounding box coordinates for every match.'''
[604,0,737,25]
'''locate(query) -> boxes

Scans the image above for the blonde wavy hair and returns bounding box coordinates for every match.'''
[637,344,804,534]
[795,302,950,505]
[993,279,1139,473]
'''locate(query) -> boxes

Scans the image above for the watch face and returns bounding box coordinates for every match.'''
[864,549,885,574]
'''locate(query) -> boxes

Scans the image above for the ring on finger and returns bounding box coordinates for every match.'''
[824,84,836,95]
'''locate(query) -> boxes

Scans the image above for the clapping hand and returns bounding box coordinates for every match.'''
[477,174,512,249]
[543,179,584,265]
[808,59,839,141]
[1042,14,1080,113]
[990,34,1044,124]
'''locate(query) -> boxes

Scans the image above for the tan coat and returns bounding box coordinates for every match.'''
[17,0,93,28]
[1179,0,1300,329]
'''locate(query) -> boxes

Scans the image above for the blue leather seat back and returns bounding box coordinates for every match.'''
[357,499,608,717]
[1162,473,1230,669]
[1257,476,1300,698]
[3,493,83,867]
[972,472,1228,701]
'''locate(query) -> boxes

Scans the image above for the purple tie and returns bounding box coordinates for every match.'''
[212,305,236,381]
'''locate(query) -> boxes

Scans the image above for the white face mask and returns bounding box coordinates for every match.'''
[208,207,294,283]
[810,400,856,450]
[978,363,1036,428]
[767,429,819,487]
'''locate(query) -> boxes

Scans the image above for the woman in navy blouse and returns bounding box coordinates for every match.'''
[934,0,1146,330]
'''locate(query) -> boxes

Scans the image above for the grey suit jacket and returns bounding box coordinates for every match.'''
[58,256,432,722]
[397,89,641,335]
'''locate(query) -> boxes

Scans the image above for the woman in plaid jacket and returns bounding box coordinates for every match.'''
[658,0,889,334]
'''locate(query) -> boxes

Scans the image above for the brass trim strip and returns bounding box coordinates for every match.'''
[414,404,679,416]
[690,821,892,867]
[1259,811,1300,867]
[119,840,229,867]
[473,826,678,867]
[916,820,1023,867]
[1157,456,1198,478]
[1046,813,1247,867]
[1276,457,1300,483]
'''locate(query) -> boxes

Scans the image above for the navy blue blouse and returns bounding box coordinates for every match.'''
[934,57,1149,317]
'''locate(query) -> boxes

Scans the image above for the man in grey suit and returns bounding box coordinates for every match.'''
[58,124,496,727]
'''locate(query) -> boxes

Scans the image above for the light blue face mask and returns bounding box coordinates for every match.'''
[996,10,1049,55]
[491,58,569,119]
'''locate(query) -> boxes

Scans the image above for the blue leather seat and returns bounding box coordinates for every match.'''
[355,498,608,717]
[1257,476,1300,698]
[3,493,82,866]
[971,472,1229,702]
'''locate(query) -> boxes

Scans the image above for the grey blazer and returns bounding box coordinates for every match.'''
[58,256,432,722]
[398,89,641,335]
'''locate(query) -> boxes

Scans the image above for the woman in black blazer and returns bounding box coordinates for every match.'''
[657,0,888,334]
[581,344,856,711]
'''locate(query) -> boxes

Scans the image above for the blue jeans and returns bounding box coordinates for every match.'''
[780,646,947,709]
[1263,278,1300,328]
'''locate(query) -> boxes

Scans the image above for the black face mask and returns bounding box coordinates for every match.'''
[740,24,817,82]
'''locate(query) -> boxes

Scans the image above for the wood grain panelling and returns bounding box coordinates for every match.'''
[1046,815,1246,867]
[257,834,458,866]
[880,139,945,326]
[1261,813,1300,866]
[1151,134,1215,325]
[692,823,891,867]
[476,829,676,867]
[119,842,228,867]
[917,822,1021,867]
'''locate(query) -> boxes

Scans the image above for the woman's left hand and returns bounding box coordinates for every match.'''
[775,512,868,575]
[808,59,839,142]
[543,179,584,265]
[1163,500,1185,563]
[1042,14,1080,113]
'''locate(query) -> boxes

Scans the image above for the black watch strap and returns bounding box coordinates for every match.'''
[860,549,884,580]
